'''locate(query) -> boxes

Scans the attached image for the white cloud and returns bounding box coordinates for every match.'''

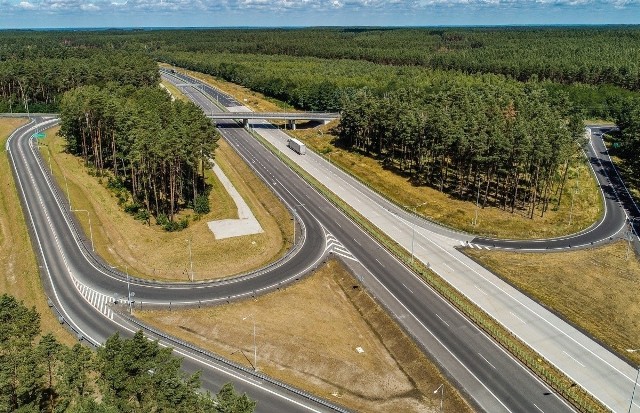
[1,0,639,14]
[80,2,100,9]
[17,1,36,9]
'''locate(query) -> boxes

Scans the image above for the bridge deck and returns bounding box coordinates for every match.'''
[207,112,339,120]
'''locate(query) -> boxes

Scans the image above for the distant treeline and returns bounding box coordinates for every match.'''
[146,27,640,91]
[59,84,219,228]
[0,31,158,112]
[156,51,520,112]
[2,28,638,216]
[2,27,640,115]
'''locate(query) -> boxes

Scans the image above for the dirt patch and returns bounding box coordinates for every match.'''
[44,127,292,281]
[466,241,640,366]
[137,260,474,413]
[0,118,76,345]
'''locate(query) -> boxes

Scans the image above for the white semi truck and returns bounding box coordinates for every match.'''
[287,138,306,155]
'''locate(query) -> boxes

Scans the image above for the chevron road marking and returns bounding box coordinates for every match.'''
[72,277,114,320]
[460,241,491,250]
[324,230,358,262]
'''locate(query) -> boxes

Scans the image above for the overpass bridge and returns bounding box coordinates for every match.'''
[206,111,340,130]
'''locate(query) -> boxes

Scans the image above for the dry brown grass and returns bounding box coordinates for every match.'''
[297,126,601,239]
[160,63,603,239]
[0,118,76,345]
[160,80,189,102]
[138,259,474,413]
[466,242,640,366]
[43,126,292,281]
[160,63,293,118]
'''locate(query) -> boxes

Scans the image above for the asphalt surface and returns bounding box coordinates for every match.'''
[160,70,576,412]
[4,81,578,412]
[161,68,640,412]
[11,67,634,412]
[7,118,347,413]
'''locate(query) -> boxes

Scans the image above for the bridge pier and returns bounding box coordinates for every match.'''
[287,119,296,130]
[242,118,249,128]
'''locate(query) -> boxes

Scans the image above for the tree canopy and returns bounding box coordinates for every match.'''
[0,294,255,413]
[58,84,219,228]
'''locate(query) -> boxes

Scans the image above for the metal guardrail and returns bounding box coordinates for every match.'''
[119,312,352,413]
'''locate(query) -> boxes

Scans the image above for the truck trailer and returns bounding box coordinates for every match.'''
[287,138,306,155]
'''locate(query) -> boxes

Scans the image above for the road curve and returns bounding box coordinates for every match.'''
[7,117,349,413]
[9,99,575,413]
[163,67,640,411]
[471,126,632,250]
[162,70,576,413]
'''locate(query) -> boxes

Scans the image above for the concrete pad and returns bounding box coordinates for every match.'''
[207,163,264,240]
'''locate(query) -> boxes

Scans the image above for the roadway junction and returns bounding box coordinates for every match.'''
[4,67,640,412]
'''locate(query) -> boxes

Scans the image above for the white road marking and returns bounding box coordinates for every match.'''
[402,283,414,294]
[510,311,527,324]
[533,403,544,412]
[475,285,488,295]
[563,351,586,368]
[478,353,497,370]
[436,314,450,327]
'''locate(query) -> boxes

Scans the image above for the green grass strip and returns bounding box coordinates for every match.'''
[248,127,608,413]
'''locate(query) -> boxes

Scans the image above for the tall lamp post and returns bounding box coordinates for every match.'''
[473,182,481,227]
[627,349,640,413]
[626,217,640,260]
[72,209,94,252]
[185,237,194,281]
[110,264,131,314]
[242,315,257,371]
[434,383,444,412]
[292,204,304,247]
[404,202,427,264]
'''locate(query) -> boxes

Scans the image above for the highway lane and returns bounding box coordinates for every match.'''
[8,117,350,413]
[163,69,640,411]
[6,94,574,412]
[163,68,629,250]
[232,114,638,412]
[20,67,635,411]
[163,73,575,412]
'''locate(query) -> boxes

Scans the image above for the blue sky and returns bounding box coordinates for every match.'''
[0,0,638,28]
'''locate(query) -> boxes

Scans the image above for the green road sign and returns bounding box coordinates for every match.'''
[32,132,46,139]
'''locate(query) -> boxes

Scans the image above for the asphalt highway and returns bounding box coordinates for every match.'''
[14,66,634,412]
[7,118,348,413]
[161,68,640,412]
[5,88,577,412]
[160,71,575,412]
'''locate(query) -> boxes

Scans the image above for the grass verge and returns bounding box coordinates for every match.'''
[162,63,603,240]
[295,125,601,239]
[0,118,76,345]
[247,126,607,413]
[161,65,606,410]
[139,259,473,413]
[466,242,640,367]
[42,126,292,281]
